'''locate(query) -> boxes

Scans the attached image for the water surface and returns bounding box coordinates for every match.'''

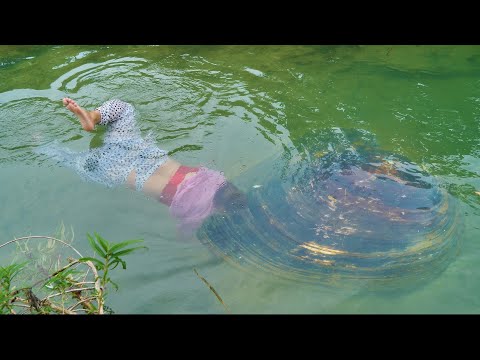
[1,45,480,313]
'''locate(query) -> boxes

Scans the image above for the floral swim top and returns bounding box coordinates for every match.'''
[37,99,169,191]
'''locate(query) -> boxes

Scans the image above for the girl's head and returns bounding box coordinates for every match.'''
[213,182,248,213]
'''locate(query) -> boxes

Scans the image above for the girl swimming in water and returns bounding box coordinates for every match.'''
[38,99,459,285]
[40,98,246,234]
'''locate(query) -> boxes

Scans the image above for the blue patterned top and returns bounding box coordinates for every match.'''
[37,99,169,191]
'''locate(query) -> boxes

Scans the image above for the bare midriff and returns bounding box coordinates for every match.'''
[125,158,198,199]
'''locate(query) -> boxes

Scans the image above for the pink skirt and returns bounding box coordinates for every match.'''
[168,167,227,234]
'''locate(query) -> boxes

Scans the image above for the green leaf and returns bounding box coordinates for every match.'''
[111,258,127,270]
[109,239,144,253]
[110,260,121,270]
[111,246,148,258]
[0,262,27,287]
[109,279,119,291]
[94,232,110,253]
[87,233,106,258]
[79,257,105,269]
[44,267,78,288]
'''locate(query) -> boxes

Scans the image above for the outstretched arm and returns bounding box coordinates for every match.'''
[63,97,101,132]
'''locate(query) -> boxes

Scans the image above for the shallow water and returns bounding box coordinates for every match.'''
[1,45,480,313]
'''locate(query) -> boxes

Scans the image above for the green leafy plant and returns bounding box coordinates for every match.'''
[79,232,146,310]
[0,263,26,314]
[0,225,147,315]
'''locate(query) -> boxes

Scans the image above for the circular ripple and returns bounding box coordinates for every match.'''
[197,128,462,289]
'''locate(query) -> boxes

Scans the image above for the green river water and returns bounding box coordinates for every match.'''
[1,45,480,313]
